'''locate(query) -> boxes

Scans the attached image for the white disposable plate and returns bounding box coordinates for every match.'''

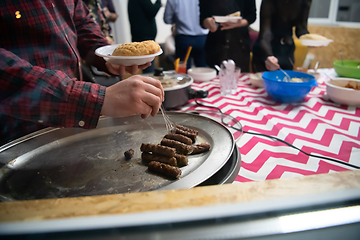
[95,44,163,66]
[300,39,333,47]
[213,16,242,23]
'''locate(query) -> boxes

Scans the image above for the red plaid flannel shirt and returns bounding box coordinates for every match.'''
[0,0,110,145]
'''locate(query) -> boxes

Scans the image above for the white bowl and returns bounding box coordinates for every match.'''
[325,77,360,106]
[249,72,264,87]
[95,44,163,66]
[187,67,217,82]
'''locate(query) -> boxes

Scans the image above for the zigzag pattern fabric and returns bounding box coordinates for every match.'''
[178,69,360,182]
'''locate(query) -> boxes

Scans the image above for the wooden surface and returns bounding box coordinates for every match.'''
[0,169,359,224]
[307,25,360,68]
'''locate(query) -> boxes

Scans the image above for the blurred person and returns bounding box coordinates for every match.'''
[252,0,312,72]
[0,0,164,146]
[163,0,209,70]
[103,0,118,24]
[83,0,114,44]
[103,0,118,41]
[128,0,162,73]
[199,0,256,72]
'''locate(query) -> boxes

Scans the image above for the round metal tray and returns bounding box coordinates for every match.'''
[0,112,235,201]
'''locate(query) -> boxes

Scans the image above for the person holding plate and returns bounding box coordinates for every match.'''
[0,0,164,146]
[199,0,256,72]
[252,0,312,72]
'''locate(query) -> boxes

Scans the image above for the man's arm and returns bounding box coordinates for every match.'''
[258,0,274,57]
[163,0,175,24]
[0,48,105,129]
[295,0,312,38]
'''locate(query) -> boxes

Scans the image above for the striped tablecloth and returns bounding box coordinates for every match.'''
[177,69,360,183]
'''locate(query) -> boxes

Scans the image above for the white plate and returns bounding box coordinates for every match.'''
[213,16,242,23]
[300,39,333,47]
[95,44,163,66]
[187,67,217,82]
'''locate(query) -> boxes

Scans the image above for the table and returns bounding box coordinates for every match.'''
[177,69,360,182]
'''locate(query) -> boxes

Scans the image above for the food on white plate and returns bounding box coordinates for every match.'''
[112,40,160,56]
[227,11,241,17]
[346,81,360,90]
[331,80,360,90]
[299,33,328,41]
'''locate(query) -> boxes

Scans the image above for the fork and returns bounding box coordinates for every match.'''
[279,67,291,82]
[160,104,176,133]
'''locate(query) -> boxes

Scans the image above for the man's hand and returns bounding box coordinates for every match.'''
[101,75,164,119]
[265,56,280,71]
[105,62,151,76]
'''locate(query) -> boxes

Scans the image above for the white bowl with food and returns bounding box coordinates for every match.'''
[187,67,217,82]
[299,33,333,47]
[213,16,242,23]
[325,78,360,106]
[95,43,163,66]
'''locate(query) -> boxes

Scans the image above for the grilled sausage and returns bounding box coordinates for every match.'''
[174,153,188,167]
[164,133,192,145]
[140,143,176,157]
[161,138,194,155]
[148,161,182,179]
[141,152,177,166]
[191,142,211,154]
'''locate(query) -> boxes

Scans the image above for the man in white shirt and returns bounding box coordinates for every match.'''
[163,0,209,69]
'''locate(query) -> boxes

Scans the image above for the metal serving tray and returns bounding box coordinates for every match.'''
[0,112,235,201]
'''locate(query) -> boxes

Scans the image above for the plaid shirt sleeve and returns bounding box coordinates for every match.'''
[0,48,106,130]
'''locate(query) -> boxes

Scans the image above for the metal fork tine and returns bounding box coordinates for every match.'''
[160,104,176,133]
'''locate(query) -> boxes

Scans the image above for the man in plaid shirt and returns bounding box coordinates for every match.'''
[0,0,164,145]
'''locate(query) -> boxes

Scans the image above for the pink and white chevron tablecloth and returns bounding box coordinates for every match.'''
[177,69,360,183]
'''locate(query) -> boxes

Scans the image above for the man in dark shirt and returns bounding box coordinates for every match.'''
[128,0,162,73]
[252,0,312,72]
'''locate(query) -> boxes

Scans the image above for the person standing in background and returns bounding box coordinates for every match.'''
[83,0,114,44]
[199,0,256,72]
[252,0,312,72]
[103,0,118,41]
[128,0,162,73]
[163,0,209,70]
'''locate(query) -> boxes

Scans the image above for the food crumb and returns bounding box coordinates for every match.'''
[124,149,134,160]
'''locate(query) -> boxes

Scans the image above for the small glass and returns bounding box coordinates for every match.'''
[176,61,187,74]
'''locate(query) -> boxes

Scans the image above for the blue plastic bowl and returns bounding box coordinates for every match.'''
[262,70,317,103]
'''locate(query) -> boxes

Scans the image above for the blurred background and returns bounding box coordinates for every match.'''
[110,0,360,69]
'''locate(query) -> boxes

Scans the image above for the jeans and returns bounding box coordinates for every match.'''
[175,34,207,69]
